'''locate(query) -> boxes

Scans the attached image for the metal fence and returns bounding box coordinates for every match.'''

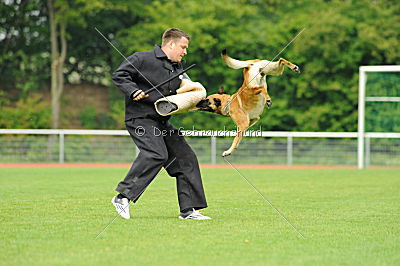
[1,129,399,167]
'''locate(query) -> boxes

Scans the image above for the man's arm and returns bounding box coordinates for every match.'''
[112,54,147,100]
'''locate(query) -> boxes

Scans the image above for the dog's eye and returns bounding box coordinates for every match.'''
[214,98,221,107]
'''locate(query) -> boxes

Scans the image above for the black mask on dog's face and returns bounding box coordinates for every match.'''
[196,99,214,112]
[197,96,224,113]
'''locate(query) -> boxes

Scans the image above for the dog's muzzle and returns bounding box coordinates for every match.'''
[196,99,214,112]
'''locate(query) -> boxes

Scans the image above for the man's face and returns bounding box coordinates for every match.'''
[169,37,189,62]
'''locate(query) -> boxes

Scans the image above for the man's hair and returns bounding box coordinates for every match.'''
[162,28,191,46]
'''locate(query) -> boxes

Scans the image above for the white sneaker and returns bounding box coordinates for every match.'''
[179,209,211,220]
[111,196,130,219]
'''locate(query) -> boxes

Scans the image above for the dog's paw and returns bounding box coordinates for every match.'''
[292,65,301,73]
[266,99,272,109]
[222,150,231,157]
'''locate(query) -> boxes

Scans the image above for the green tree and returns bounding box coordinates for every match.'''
[46,0,127,128]
[0,92,51,129]
[107,0,399,132]
[0,0,50,94]
[255,0,400,132]
[1,0,399,132]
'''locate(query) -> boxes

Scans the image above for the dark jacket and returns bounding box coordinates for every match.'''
[112,45,188,121]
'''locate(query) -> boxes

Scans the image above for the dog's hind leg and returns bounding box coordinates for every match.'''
[278,58,300,73]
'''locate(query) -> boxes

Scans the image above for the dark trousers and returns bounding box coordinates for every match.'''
[116,118,207,212]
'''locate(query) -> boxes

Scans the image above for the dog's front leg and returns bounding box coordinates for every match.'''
[222,111,249,157]
[260,88,272,109]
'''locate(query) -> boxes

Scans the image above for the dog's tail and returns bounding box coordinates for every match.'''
[221,49,252,69]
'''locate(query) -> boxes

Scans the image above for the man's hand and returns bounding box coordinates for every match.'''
[132,90,149,101]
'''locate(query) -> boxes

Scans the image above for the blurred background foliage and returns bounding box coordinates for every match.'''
[1,0,399,131]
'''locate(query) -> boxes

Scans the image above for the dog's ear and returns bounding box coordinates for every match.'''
[218,86,224,94]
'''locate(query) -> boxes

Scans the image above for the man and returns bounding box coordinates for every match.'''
[111,28,210,220]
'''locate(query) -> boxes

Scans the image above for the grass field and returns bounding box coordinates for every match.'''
[1,167,399,265]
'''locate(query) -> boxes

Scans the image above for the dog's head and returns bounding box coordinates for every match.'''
[196,97,222,113]
[196,91,231,115]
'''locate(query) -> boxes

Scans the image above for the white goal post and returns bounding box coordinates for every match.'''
[358,65,400,169]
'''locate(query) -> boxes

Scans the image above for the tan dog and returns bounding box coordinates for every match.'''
[196,49,300,157]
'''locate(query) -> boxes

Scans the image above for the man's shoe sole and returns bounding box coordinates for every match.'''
[111,196,130,219]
